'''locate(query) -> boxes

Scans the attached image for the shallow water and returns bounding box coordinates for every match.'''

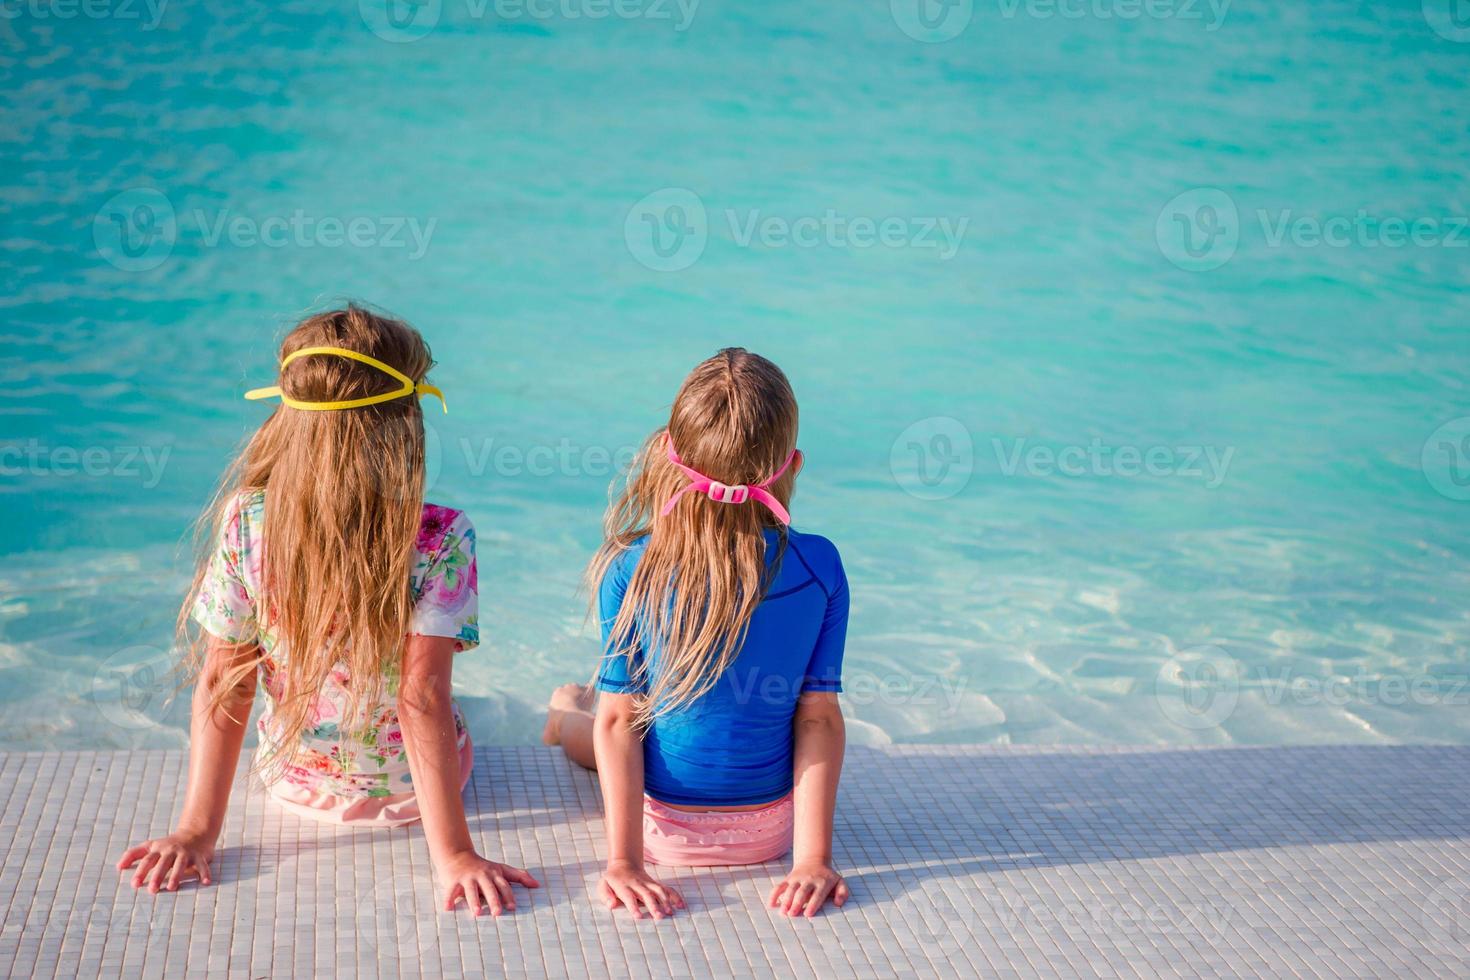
[2,0,1468,749]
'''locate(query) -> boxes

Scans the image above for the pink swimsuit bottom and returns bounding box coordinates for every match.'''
[267,737,475,828]
[642,793,794,866]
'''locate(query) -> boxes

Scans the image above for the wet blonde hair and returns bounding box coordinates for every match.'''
[587,348,800,728]
[180,304,433,776]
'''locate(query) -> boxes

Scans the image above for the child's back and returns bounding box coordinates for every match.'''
[596,527,847,808]
[195,489,478,810]
[545,347,851,919]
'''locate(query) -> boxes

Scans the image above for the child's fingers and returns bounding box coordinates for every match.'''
[666,884,687,909]
[832,879,849,906]
[503,866,540,889]
[785,882,815,916]
[198,855,212,886]
[643,883,672,915]
[597,879,619,909]
[768,880,789,908]
[635,884,668,918]
[131,852,160,888]
[117,844,149,870]
[613,884,644,918]
[147,853,175,894]
[483,873,513,913]
[803,881,832,917]
[463,879,488,916]
[443,881,465,912]
[166,857,186,892]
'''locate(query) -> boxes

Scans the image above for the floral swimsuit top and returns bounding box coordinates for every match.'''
[192,491,479,799]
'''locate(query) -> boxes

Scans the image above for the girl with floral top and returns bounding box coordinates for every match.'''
[118,306,537,917]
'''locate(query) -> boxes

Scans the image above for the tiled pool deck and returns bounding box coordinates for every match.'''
[1,745,1468,978]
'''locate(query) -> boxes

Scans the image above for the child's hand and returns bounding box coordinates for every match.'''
[598,860,686,919]
[769,860,849,917]
[117,831,216,894]
[437,850,540,916]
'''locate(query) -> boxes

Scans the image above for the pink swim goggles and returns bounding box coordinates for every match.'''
[660,437,800,525]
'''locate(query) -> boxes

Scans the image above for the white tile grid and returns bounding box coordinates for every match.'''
[1,746,1468,979]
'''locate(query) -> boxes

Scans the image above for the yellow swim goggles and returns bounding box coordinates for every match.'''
[245,346,447,413]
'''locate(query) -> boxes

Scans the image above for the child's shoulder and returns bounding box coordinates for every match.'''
[784,528,844,584]
[418,502,473,556]
[786,527,841,562]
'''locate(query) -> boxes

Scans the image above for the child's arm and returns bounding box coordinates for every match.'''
[593,691,684,919]
[769,690,849,917]
[399,634,539,916]
[117,635,259,893]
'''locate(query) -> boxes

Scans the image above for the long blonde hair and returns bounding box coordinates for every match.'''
[587,348,800,728]
[180,304,433,775]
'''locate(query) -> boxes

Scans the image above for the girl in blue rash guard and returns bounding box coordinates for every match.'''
[542,348,851,920]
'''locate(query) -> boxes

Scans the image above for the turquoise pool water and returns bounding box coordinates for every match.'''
[3,1,1468,750]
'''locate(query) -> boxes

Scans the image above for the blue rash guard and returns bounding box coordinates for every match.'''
[595,528,849,808]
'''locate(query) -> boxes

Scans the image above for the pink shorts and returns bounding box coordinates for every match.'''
[642,794,794,866]
[267,737,475,828]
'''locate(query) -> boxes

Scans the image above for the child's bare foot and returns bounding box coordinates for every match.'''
[542,683,595,745]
